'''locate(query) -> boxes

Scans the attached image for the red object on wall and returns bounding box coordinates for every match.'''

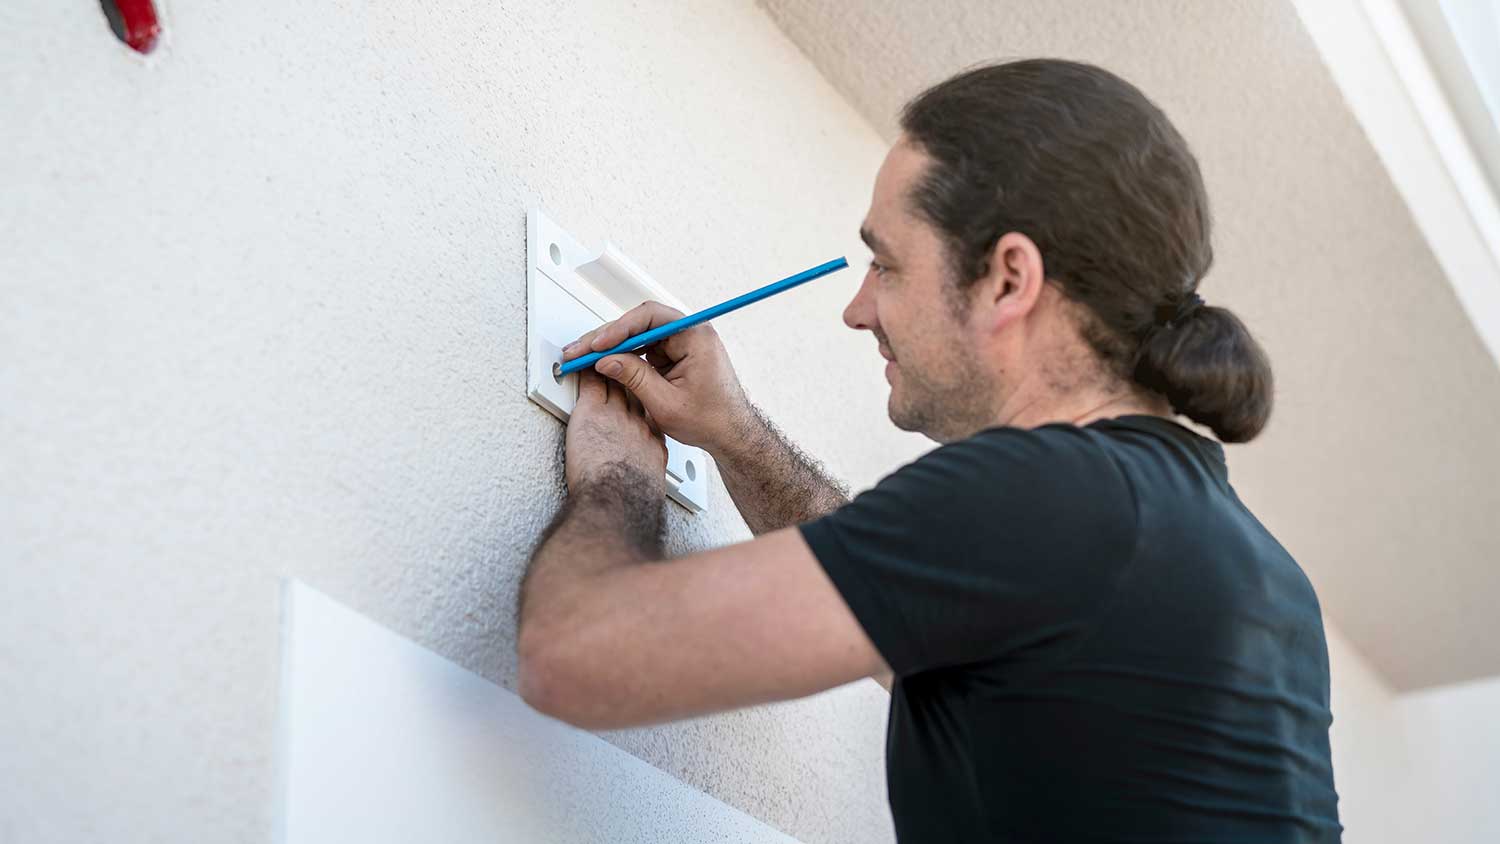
[110,0,161,54]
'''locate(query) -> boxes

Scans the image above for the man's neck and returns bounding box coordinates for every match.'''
[994,384,1173,433]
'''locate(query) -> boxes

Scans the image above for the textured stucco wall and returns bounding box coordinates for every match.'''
[1,2,926,841]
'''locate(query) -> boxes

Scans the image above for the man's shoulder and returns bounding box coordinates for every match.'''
[924,422,1131,481]
[871,423,1137,522]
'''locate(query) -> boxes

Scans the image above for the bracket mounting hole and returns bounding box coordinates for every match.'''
[548,242,562,266]
[684,459,696,482]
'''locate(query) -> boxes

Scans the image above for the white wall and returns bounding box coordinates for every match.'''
[1396,673,1500,841]
[1326,623,1417,841]
[4,1,1497,842]
[1326,622,1500,842]
[1,2,922,842]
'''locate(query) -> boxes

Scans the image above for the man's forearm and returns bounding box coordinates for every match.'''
[518,463,664,637]
[710,403,849,535]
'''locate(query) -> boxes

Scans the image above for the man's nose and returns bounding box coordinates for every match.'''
[843,272,877,331]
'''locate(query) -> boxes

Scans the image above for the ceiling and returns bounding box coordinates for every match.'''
[760,0,1500,691]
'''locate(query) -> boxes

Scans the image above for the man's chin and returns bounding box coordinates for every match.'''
[887,393,924,434]
[889,392,967,443]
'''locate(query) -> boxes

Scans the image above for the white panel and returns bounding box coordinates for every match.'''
[276,580,801,843]
[525,209,710,512]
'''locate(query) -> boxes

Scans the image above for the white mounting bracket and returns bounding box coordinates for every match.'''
[525,208,710,514]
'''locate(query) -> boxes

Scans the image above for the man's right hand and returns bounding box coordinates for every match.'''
[562,301,752,456]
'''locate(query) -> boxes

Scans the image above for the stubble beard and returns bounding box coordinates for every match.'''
[887,352,995,444]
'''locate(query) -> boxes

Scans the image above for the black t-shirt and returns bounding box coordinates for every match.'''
[798,415,1341,843]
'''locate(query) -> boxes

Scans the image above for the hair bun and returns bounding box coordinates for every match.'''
[1133,304,1273,443]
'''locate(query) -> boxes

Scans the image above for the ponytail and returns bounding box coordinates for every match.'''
[1132,303,1273,443]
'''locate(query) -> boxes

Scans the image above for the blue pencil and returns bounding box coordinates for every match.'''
[554,256,849,378]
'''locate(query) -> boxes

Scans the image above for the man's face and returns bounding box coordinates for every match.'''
[845,139,998,443]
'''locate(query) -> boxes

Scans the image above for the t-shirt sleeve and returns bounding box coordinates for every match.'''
[798,425,1138,678]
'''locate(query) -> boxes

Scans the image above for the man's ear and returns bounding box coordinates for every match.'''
[972,231,1047,334]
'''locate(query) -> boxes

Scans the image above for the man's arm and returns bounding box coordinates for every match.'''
[520,521,890,727]
[517,370,891,727]
[700,404,896,692]
[544,302,895,696]
[563,302,848,535]
[713,402,849,536]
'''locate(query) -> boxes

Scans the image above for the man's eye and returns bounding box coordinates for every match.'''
[868,260,887,275]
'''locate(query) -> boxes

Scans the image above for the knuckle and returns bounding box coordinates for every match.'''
[641,300,682,321]
[619,305,648,329]
[623,365,648,392]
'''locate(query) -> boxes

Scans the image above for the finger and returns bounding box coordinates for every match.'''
[575,368,607,408]
[588,301,687,353]
[604,369,625,406]
[562,326,602,361]
[597,353,674,414]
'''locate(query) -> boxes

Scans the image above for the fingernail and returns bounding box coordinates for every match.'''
[601,360,623,376]
[562,341,579,354]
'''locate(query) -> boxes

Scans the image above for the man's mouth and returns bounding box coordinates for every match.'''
[873,329,895,364]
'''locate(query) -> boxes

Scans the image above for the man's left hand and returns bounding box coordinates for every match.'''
[565,368,668,495]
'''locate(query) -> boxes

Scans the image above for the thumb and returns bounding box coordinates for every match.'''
[596,353,672,410]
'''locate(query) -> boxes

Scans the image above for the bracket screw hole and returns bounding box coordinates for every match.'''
[548,243,562,266]
[684,460,696,482]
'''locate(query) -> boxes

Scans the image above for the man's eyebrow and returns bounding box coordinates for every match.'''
[859,225,888,255]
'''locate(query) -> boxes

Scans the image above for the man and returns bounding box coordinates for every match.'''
[516,59,1341,842]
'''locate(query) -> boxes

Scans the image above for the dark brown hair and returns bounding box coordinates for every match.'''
[899,59,1273,442]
